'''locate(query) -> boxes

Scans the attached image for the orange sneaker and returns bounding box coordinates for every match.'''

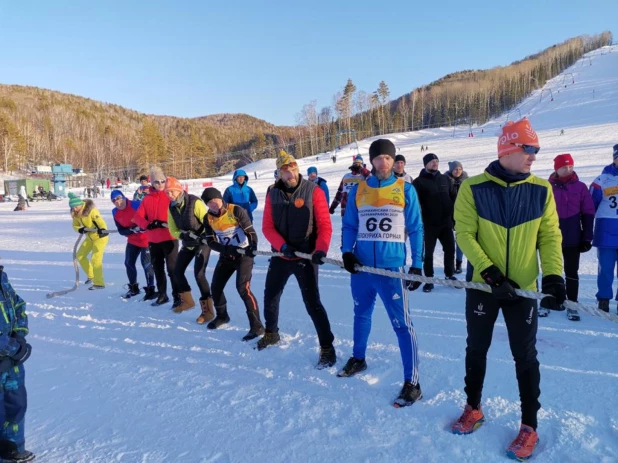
[451,404,485,435]
[506,424,539,461]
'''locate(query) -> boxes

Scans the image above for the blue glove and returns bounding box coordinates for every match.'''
[281,244,297,259]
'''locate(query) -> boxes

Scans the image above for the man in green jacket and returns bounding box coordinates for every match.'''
[450,118,566,461]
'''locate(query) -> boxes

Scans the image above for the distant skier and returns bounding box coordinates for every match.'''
[560,129,565,136]
[339,139,424,408]
[0,265,35,462]
[548,154,594,320]
[451,118,565,461]
[329,155,371,217]
[589,144,618,313]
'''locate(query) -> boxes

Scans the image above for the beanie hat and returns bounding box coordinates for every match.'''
[613,144,618,160]
[69,196,84,208]
[307,166,318,176]
[448,160,462,172]
[353,155,364,166]
[164,176,183,193]
[149,165,166,183]
[369,139,396,163]
[423,153,439,166]
[394,154,406,163]
[110,190,125,202]
[201,187,223,204]
[497,117,539,158]
[67,192,76,199]
[276,150,297,170]
[554,154,574,171]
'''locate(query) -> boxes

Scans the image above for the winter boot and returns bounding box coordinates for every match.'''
[151,293,170,306]
[207,305,230,329]
[455,260,463,274]
[173,291,196,313]
[316,346,337,369]
[242,309,265,341]
[598,299,610,312]
[122,283,140,299]
[538,306,550,317]
[422,283,434,293]
[0,440,35,462]
[393,382,422,408]
[256,332,281,350]
[172,292,182,310]
[337,357,367,377]
[452,404,485,435]
[142,286,157,301]
[506,424,538,461]
[84,278,93,285]
[196,297,215,324]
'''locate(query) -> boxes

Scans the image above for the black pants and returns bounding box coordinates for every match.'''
[174,245,211,298]
[149,240,179,296]
[423,224,456,277]
[464,289,541,429]
[263,257,334,348]
[563,246,581,302]
[212,255,259,314]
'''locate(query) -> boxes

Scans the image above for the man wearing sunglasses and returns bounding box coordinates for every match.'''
[259,151,336,369]
[451,118,565,461]
[133,166,181,307]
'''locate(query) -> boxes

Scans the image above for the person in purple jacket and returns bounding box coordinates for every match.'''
[548,154,595,320]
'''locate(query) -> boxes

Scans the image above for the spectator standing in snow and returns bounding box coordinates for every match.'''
[548,154,594,320]
[413,153,458,291]
[259,151,336,368]
[451,118,565,461]
[339,139,424,407]
[445,161,469,274]
[223,169,258,222]
[589,144,618,313]
[307,166,330,203]
[0,265,35,462]
[329,155,371,216]
[393,154,413,183]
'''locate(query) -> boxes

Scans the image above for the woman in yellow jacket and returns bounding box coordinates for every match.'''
[69,194,110,290]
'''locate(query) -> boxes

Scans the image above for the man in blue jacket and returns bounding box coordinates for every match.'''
[589,143,618,312]
[307,166,329,203]
[223,169,258,222]
[338,139,425,408]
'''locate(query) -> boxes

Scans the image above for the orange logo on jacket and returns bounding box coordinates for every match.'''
[294,198,305,208]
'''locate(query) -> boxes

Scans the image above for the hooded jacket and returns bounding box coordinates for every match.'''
[589,163,618,248]
[133,189,176,244]
[223,169,258,222]
[72,200,108,241]
[113,198,149,248]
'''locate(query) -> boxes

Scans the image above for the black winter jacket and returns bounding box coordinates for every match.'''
[413,169,457,227]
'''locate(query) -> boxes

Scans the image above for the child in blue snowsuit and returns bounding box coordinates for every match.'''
[339,139,425,407]
[0,265,34,462]
[222,170,258,222]
[589,144,618,312]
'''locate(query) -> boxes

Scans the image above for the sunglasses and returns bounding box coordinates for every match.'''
[112,196,124,203]
[511,143,540,155]
[152,180,165,185]
[280,162,298,171]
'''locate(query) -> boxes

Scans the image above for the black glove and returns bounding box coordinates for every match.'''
[224,245,240,257]
[406,267,422,291]
[179,232,194,242]
[243,243,257,258]
[480,265,520,304]
[11,336,31,365]
[579,241,592,253]
[280,244,297,259]
[97,229,109,238]
[342,252,362,274]
[540,275,567,311]
[312,250,327,265]
[77,226,86,234]
[329,205,337,215]
[147,220,166,230]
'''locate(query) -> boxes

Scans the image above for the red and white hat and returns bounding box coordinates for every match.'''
[554,153,574,171]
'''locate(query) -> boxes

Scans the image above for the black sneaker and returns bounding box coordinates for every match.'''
[256,332,281,350]
[316,346,337,369]
[0,440,35,462]
[455,261,463,274]
[89,285,105,290]
[393,382,423,408]
[84,278,93,285]
[207,312,230,330]
[422,283,434,293]
[598,299,610,312]
[151,293,170,306]
[242,326,265,342]
[172,293,182,309]
[142,286,158,301]
[122,283,140,299]
[337,357,367,377]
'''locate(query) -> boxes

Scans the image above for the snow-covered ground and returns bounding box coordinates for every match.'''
[2,46,618,462]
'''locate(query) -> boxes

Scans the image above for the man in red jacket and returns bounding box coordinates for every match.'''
[133,166,180,307]
[258,151,336,369]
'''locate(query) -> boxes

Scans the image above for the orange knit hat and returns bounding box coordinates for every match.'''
[164,176,183,193]
[497,117,540,158]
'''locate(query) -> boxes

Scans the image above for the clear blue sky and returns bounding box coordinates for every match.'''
[0,0,615,126]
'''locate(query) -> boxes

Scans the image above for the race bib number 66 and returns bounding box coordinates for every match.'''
[357,206,405,242]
